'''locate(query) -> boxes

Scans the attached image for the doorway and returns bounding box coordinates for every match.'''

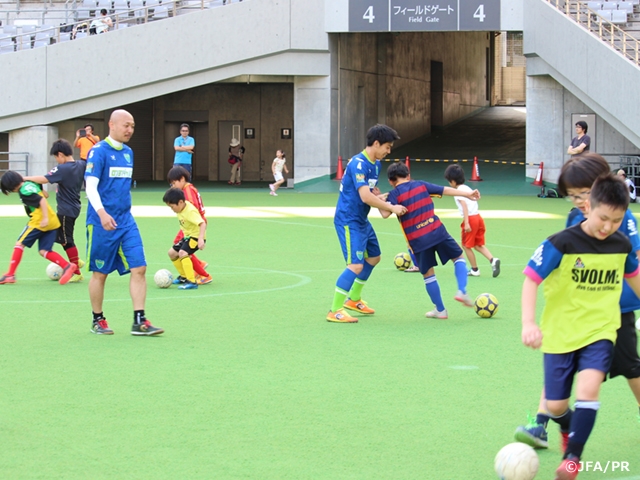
[218,121,243,181]
[164,121,209,181]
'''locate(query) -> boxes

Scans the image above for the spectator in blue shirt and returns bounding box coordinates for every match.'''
[174,123,195,176]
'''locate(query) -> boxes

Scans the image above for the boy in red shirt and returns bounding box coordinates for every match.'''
[167,166,212,284]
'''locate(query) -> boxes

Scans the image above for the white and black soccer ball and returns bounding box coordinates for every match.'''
[154,269,173,288]
[46,262,63,281]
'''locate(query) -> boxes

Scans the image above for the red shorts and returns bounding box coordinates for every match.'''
[460,214,486,248]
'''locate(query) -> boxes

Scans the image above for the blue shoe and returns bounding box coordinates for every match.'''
[172,275,186,285]
[178,281,198,290]
[514,414,549,449]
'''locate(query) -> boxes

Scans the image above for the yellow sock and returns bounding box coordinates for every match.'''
[172,259,185,277]
[181,257,196,283]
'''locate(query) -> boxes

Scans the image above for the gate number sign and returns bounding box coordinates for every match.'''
[348,0,500,32]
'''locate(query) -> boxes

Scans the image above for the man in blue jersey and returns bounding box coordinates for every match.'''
[85,109,164,336]
[327,124,407,323]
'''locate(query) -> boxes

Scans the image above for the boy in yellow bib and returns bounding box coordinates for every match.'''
[522,174,640,480]
[163,188,207,290]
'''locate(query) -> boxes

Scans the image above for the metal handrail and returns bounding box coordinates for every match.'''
[545,0,640,66]
[0,152,30,175]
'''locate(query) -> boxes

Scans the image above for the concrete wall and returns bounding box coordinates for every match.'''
[0,0,329,132]
[336,31,491,159]
[9,126,59,181]
[153,83,294,182]
[526,74,640,182]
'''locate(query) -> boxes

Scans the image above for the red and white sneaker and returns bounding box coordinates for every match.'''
[454,290,474,307]
[554,455,580,480]
[59,263,77,285]
[91,319,114,335]
[0,274,16,284]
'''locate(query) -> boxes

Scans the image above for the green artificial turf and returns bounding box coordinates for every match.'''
[1,187,639,479]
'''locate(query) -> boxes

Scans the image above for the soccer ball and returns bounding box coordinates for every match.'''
[494,442,539,480]
[46,262,63,281]
[154,269,173,288]
[474,293,499,318]
[394,252,412,271]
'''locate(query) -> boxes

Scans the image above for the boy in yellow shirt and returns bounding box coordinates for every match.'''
[0,170,77,285]
[163,188,206,290]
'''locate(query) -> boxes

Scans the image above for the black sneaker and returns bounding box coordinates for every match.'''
[91,319,114,335]
[491,258,501,278]
[131,320,164,336]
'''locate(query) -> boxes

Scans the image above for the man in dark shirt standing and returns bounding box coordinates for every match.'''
[567,121,591,157]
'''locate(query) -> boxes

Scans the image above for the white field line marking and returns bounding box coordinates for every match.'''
[0,205,566,219]
[0,267,312,304]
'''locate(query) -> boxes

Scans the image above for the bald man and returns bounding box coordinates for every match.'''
[84,109,164,336]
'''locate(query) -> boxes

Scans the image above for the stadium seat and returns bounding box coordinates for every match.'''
[0,34,14,54]
[602,1,618,9]
[587,1,603,9]
[33,40,49,49]
[76,8,93,20]
[596,9,613,20]
[611,9,628,21]
[2,25,18,36]
[618,1,634,11]
[130,0,146,19]
[59,32,72,42]
[96,0,111,10]
[75,31,88,39]
[21,25,37,37]
[152,5,169,18]
[16,39,31,50]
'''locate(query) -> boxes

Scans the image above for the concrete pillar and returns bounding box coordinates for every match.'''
[8,126,59,190]
[526,75,564,183]
[293,76,332,184]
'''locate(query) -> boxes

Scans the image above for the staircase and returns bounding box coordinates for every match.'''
[524,0,640,147]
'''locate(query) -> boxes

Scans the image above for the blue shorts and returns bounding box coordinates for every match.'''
[335,222,381,265]
[544,339,614,401]
[86,222,146,275]
[413,236,463,274]
[17,226,57,251]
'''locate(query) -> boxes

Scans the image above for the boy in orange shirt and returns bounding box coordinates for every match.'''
[167,166,212,284]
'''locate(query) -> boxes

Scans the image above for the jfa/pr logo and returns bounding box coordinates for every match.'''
[565,460,630,473]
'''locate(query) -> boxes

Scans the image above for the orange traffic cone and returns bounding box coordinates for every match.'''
[336,156,344,181]
[405,156,410,174]
[532,162,544,186]
[470,156,483,181]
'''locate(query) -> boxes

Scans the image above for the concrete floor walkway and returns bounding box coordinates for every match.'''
[391,106,526,162]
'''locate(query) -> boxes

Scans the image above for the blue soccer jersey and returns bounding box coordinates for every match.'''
[85,139,135,228]
[334,151,380,226]
[386,180,448,253]
[567,207,640,313]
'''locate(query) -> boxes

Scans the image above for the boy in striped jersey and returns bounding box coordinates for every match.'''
[381,162,480,319]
